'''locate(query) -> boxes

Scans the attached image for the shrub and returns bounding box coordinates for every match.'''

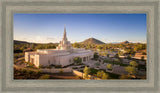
[106,64,112,70]
[142,52,146,55]
[96,70,109,79]
[83,66,91,79]
[55,65,62,68]
[26,62,35,68]
[36,70,42,75]
[93,52,99,60]
[119,74,131,79]
[127,56,131,60]
[97,71,102,78]
[47,65,52,69]
[125,66,137,75]
[130,61,138,67]
[141,56,145,61]
[114,54,119,58]
[60,69,63,74]
[39,65,45,68]
[90,68,98,75]
[102,73,109,79]
[73,57,82,65]
[22,69,27,74]
[50,64,55,67]
[39,74,50,79]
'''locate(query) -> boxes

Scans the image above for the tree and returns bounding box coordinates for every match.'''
[73,57,82,65]
[118,51,123,56]
[73,42,80,48]
[125,66,137,75]
[96,70,109,79]
[97,45,103,50]
[141,56,145,61]
[119,74,131,79]
[127,55,131,60]
[130,61,138,67]
[83,66,91,79]
[102,73,109,79]
[94,52,99,60]
[100,70,105,75]
[26,70,34,78]
[134,47,138,52]
[36,70,42,76]
[106,64,112,70]
[114,54,119,58]
[31,43,35,50]
[97,71,102,78]
[107,54,109,57]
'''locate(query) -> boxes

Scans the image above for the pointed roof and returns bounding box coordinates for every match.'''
[63,26,67,41]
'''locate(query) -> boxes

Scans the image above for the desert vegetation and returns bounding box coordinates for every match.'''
[14,39,146,80]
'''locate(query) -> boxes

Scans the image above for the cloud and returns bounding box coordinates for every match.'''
[14,35,62,43]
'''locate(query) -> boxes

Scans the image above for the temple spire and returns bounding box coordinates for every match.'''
[56,26,71,50]
[63,26,67,41]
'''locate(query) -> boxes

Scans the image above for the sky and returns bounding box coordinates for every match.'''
[14,13,146,43]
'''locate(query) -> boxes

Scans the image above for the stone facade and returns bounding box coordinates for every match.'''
[25,27,94,67]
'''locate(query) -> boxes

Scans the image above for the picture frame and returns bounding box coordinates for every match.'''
[0,0,159,93]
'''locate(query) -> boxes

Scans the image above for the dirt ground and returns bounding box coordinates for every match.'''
[43,73,81,79]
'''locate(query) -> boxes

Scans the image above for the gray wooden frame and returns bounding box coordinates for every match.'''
[0,0,159,93]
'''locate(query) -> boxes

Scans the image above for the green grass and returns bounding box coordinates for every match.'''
[105,71,120,79]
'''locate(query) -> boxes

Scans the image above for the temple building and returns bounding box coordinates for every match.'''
[25,27,94,67]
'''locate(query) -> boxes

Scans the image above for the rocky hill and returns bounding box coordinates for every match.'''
[81,38,105,44]
[121,40,130,44]
[14,40,29,44]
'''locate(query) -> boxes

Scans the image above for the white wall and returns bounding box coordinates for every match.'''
[41,67,72,73]
[39,54,49,66]
[25,49,94,68]
[25,52,29,62]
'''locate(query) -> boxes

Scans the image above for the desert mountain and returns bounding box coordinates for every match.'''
[14,40,29,44]
[81,38,105,44]
[120,40,130,44]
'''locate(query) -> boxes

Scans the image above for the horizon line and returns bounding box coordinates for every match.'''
[14,39,147,44]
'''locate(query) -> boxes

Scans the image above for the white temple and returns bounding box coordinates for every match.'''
[25,27,94,67]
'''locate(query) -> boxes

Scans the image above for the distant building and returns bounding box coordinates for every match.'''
[25,27,94,67]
